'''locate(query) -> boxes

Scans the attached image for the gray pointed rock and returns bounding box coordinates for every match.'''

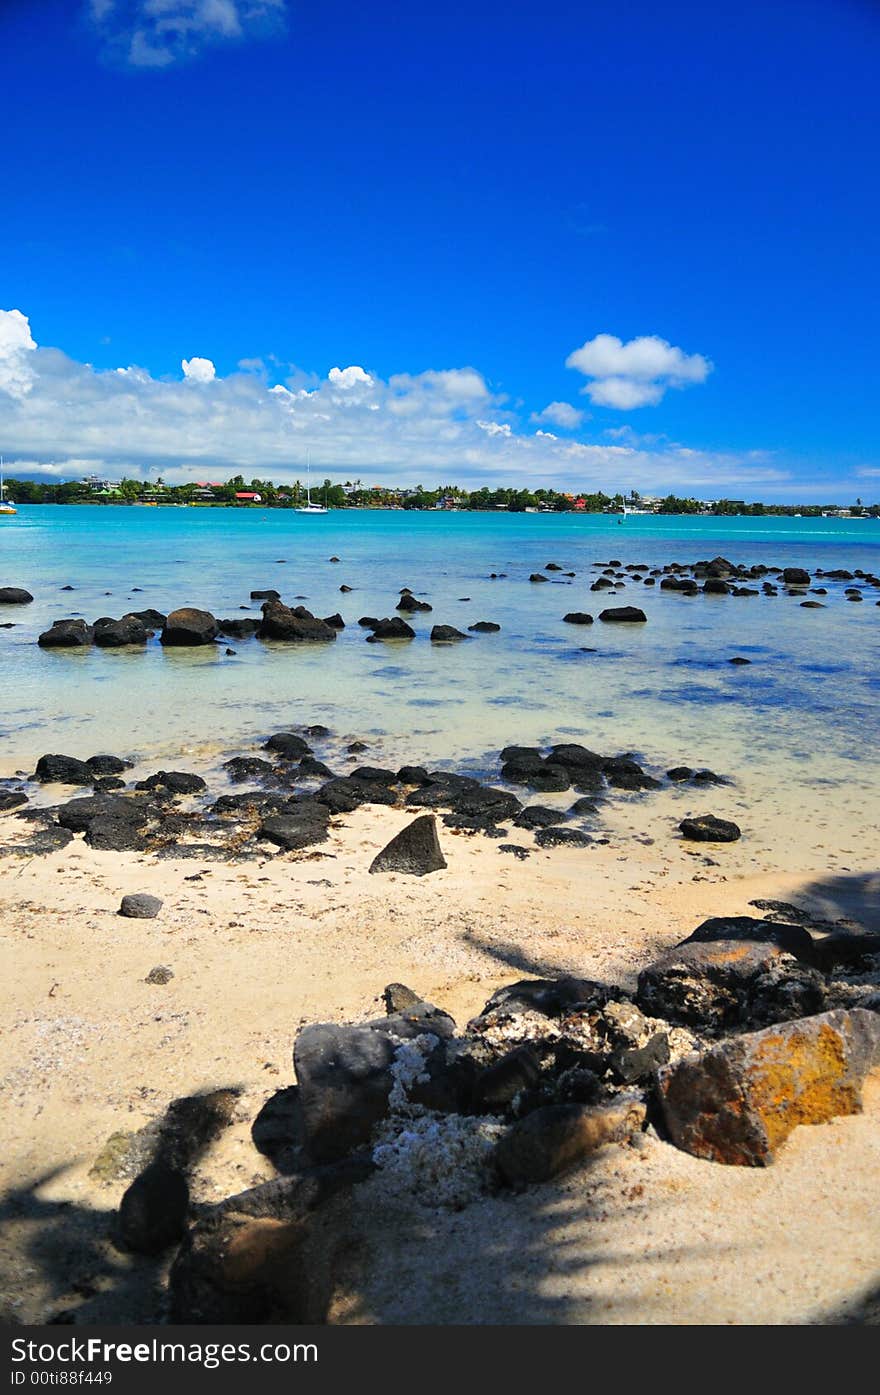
[369,815,447,876]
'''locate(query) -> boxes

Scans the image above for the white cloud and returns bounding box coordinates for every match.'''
[0,307,794,494]
[566,333,712,409]
[88,0,287,68]
[0,309,37,400]
[327,365,373,390]
[181,355,216,382]
[586,377,665,409]
[531,400,584,430]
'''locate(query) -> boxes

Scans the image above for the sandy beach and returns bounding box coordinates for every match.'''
[2,787,879,1326]
[4,0,880,1352]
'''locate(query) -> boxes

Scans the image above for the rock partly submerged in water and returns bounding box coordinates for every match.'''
[160,607,219,646]
[93,615,149,647]
[598,606,647,623]
[365,616,416,642]
[257,601,337,643]
[38,619,94,648]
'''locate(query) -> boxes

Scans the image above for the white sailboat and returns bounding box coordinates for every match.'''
[294,452,327,514]
[0,458,17,515]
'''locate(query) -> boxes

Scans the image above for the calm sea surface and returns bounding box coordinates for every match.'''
[1,510,879,831]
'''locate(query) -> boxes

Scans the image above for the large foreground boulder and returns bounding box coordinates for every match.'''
[160,608,219,646]
[294,1005,456,1163]
[679,915,819,966]
[369,815,447,875]
[636,939,826,1033]
[117,1160,189,1253]
[168,1164,369,1323]
[656,1008,880,1165]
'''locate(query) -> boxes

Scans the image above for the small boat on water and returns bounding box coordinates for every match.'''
[294,451,328,514]
[0,458,17,515]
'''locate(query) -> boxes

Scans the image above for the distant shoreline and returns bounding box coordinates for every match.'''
[5,501,879,519]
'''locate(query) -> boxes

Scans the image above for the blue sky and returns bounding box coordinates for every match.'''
[0,0,878,498]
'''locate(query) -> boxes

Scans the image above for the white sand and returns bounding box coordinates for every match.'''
[1,796,879,1325]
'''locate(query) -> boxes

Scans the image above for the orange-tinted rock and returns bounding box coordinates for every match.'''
[657,1008,880,1166]
[636,938,825,1032]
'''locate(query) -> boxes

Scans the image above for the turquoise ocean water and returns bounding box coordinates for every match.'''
[1,508,879,812]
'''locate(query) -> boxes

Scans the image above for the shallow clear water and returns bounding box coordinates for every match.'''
[1,509,879,813]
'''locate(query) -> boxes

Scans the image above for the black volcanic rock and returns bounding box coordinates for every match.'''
[218,618,261,638]
[93,615,149,647]
[369,815,447,876]
[38,619,94,648]
[34,753,95,785]
[265,732,312,759]
[258,601,336,642]
[365,617,415,641]
[679,814,741,842]
[160,607,218,646]
[598,606,647,623]
[397,594,433,613]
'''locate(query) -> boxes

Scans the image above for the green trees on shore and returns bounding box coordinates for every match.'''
[1,474,876,516]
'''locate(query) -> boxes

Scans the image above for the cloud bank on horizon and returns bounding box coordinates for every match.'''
[0,306,790,493]
[88,0,287,69]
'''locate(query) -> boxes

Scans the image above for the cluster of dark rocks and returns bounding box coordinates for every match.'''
[573,555,880,607]
[0,733,742,859]
[8,552,878,653]
[103,905,880,1322]
[29,596,506,650]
